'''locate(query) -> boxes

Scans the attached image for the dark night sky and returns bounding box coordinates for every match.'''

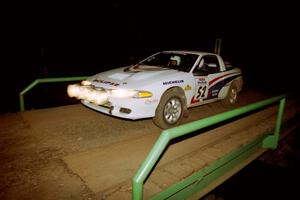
[1,1,299,112]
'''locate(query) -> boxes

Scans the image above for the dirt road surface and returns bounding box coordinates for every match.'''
[0,89,299,200]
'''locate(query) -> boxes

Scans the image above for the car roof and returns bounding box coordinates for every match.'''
[161,50,217,56]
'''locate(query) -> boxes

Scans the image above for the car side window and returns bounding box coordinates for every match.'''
[193,55,220,75]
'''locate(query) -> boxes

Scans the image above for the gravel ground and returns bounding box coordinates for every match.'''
[1,89,297,200]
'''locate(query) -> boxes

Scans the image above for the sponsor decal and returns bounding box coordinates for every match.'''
[145,99,159,104]
[93,79,120,87]
[163,80,184,85]
[197,78,207,84]
[212,89,219,96]
[184,85,192,91]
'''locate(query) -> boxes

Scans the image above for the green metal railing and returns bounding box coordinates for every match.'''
[19,76,87,112]
[132,94,286,200]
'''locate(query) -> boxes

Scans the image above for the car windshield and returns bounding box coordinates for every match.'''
[139,52,199,72]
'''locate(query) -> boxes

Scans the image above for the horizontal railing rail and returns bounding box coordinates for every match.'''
[19,76,87,111]
[132,94,286,200]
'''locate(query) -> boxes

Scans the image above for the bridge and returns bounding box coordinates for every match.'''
[0,88,299,199]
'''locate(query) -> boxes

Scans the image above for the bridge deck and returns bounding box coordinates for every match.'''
[0,90,299,200]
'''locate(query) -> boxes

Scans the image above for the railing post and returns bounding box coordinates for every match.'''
[19,94,25,112]
[262,97,286,149]
[19,79,39,112]
[132,132,171,200]
[132,181,143,200]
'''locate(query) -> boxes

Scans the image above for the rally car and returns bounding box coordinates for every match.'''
[67,51,243,128]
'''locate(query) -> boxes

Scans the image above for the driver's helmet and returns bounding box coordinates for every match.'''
[170,55,181,66]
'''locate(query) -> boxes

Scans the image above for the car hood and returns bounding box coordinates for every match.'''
[88,65,183,89]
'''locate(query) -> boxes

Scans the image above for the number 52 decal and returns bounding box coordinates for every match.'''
[196,85,207,99]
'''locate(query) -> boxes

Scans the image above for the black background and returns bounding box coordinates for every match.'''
[1,1,298,112]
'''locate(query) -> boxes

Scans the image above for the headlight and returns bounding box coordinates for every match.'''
[109,89,152,98]
[134,90,153,98]
[81,80,92,86]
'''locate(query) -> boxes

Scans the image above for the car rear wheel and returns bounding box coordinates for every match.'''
[222,83,238,106]
[153,88,184,129]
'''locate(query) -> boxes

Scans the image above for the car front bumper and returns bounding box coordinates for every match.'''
[81,97,158,120]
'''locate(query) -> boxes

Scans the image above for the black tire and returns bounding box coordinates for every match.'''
[222,83,238,106]
[153,88,185,129]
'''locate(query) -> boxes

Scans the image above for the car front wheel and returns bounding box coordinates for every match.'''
[153,88,184,129]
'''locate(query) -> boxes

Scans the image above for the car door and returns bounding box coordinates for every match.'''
[191,55,224,105]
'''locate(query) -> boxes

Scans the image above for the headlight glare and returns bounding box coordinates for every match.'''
[81,80,92,86]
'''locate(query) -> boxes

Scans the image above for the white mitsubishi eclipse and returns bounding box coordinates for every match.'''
[68,50,243,128]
